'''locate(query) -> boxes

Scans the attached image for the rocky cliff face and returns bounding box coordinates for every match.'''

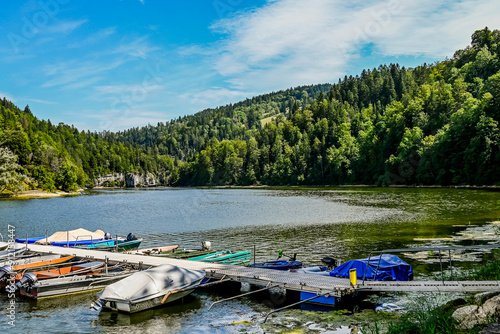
[95,172,164,187]
[95,173,124,187]
[125,172,156,187]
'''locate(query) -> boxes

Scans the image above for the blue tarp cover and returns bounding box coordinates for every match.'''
[330,254,413,281]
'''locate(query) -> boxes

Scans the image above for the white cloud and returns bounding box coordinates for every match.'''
[95,83,163,96]
[25,98,57,105]
[181,87,253,106]
[209,0,500,92]
[45,19,88,34]
[0,91,16,102]
[112,36,160,59]
[42,59,124,88]
[68,27,116,48]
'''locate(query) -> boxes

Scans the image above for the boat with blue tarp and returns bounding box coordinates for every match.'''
[330,254,413,281]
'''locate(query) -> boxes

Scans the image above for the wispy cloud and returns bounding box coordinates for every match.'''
[181,87,253,106]
[42,59,124,88]
[45,19,88,34]
[112,36,160,59]
[25,98,57,105]
[68,27,116,48]
[208,0,500,92]
[0,91,16,102]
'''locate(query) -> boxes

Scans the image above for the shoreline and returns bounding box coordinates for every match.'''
[0,189,83,200]
[2,184,498,200]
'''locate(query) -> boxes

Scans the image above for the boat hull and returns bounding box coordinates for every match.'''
[131,244,180,255]
[102,289,194,313]
[76,239,142,252]
[156,249,215,259]
[95,264,205,314]
[250,260,302,270]
[300,291,338,307]
[189,251,251,266]
[21,273,132,299]
[0,254,60,267]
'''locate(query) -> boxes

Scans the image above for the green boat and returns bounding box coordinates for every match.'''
[76,238,142,252]
[188,250,251,266]
[154,249,216,259]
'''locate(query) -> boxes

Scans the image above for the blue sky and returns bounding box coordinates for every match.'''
[1,0,499,131]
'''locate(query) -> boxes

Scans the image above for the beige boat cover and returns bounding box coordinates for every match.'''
[34,228,105,245]
[98,264,205,303]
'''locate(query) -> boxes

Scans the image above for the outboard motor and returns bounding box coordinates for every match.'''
[104,232,111,240]
[126,233,137,241]
[14,272,38,292]
[201,241,212,251]
[91,299,105,312]
[321,257,337,270]
[0,266,14,281]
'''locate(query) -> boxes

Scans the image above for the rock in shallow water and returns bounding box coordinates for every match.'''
[453,295,500,330]
[480,323,500,334]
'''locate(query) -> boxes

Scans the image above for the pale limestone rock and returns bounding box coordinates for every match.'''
[452,305,486,329]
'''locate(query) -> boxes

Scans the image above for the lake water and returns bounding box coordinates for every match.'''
[1,187,499,333]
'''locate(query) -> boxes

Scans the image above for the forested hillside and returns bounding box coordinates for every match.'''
[1,28,499,192]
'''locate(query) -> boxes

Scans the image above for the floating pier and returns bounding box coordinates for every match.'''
[20,243,500,295]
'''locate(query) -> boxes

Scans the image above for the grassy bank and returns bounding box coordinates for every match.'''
[363,251,500,334]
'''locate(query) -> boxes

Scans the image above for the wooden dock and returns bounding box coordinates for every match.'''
[23,243,355,297]
[19,244,500,295]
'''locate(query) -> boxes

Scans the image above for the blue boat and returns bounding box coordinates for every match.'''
[249,260,302,270]
[15,229,119,248]
[50,239,110,247]
[15,237,45,244]
[75,238,142,252]
[249,251,302,270]
[299,255,413,308]
[330,254,413,281]
[300,291,339,306]
[16,236,108,246]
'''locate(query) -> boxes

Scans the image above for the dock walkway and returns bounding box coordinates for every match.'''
[20,244,500,295]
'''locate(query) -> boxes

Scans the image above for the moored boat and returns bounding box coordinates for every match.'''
[75,238,143,252]
[91,264,205,313]
[250,252,302,270]
[154,241,214,258]
[11,255,76,271]
[157,249,215,259]
[19,270,136,299]
[249,259,302,270]
[0,248,26,260]
[330,254,413,281]
[0,254,61,268]
[188,250,251,265]
[14,261,104,283]
[16,228,109,247]
[130,244,180,255]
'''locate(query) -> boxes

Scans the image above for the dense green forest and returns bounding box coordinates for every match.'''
[1,28,499,192]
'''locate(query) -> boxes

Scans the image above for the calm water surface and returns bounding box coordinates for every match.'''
[1,187,499,333]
